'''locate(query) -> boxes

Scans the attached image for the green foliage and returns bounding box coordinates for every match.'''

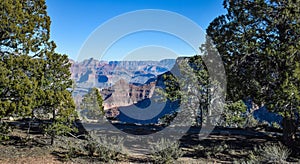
[66,145,78,160]
[0,122,11,140]
[150,138,183,164]
[41,54,78,144]
[64,140,84,160]
[0,0,77,142]
[206,0,300,144]
[0,0,54,56]
[271,122,282,129]
[158,56,210,126]
[83,132,127,162]
[220,100,248,128]
[218,99,261,129]
[193,141,229,159]
[44,114,77,141]
[84,137,98,157]
[0,55,40,118]
[61,132,127,162]
[80,88,104,120]
[243,143,291,164]
[244,114,259,128]
[158,112,177,126]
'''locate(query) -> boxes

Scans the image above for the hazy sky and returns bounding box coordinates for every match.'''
[46,0,226,61]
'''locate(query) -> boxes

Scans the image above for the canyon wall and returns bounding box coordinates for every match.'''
[70,58,175,110]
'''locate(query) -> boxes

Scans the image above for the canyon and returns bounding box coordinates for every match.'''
[70,57,282,125]
[70,58,176,113]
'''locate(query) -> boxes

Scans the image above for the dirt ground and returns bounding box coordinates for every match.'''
[0,124,299,164]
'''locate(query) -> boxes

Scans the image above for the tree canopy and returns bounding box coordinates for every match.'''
[206,0,300,145]
[0,0,77,143]
[157,56,210,126]
[80,88,104,120]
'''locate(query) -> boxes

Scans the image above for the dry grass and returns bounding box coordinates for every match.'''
[0,125,299,164]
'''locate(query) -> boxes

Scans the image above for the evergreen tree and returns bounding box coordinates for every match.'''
[158,56,210,126]
[0,0,77,143]
[80,88,104,120]
[0,0,54,56]
[39,53,77,145]
[206,0,300,145]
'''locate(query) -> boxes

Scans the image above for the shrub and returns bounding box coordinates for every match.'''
[192,144,205,158]
[65,140,83,159]
[193,141,229,159]
[62,131,127,162]
[244,143,291,163]
[150,138,183,164]
[96,135,126,162]
[84,132,127,162]
[210,142,229,157]
[244,114,259,128]
[271,122,282,129]
[55,137,85,160]
[0,122,12,141]
[158,112,177,126]
[84,136,99,157]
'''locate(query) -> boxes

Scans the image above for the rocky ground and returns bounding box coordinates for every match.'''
[0,123,299,164]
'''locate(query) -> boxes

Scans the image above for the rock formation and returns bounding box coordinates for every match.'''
[70,58,175,112]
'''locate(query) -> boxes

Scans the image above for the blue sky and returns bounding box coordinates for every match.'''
[46,0,226,61]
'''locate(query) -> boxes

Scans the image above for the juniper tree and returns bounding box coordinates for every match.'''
[206,0,300,145]
[0,0,77,143]
[80,88,104,120]
[158,56,210,126]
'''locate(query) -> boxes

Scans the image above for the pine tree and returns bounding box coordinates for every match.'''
[206,0,300,145]
[39,53,77,145]
[80,88,104,120]
[0,0,77,143]
[158,56,210,126]
[0,0,54,56]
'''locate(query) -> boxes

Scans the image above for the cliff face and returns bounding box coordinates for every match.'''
[101,79,156,110]
[70,58,175,87]
[70,58,103,88]
[71,58,283,125]
[70,58,175,110]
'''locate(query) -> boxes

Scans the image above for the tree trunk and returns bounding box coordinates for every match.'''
[50,136,54,145]
[51,108,56,145]
[27,110,35,138]
[282,117,296,147]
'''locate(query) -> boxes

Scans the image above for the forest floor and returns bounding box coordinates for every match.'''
[0,122,299,164]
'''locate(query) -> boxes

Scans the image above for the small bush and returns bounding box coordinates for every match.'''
[158,113,177,126]
[57,138,85,160]
[150,138,183,164]
[84,137,98,157]
[193,141,229,159]
[210,142,229,156]
[192,144,205,157]
[65,140,83,159]
[66,145,78,159]
[244,143,291,163]
[244,114,259,128]
[271,122,282,129]
[84,132,127,162]
[0,122,12,141]
[63,131,127,162]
